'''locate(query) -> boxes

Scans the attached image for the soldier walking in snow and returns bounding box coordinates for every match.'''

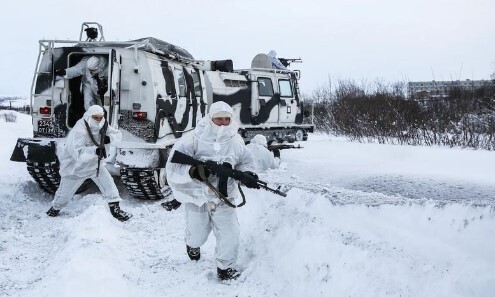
[46,105,132,222]
[246,134,281,171]
[166,101,257,281]
[55,56,108,110]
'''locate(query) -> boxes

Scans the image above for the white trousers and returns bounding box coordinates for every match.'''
[184,201,240,270]
[51,166,121,210]
[83,82,102,110]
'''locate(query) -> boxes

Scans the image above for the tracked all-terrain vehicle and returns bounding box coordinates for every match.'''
[10,22,313,200]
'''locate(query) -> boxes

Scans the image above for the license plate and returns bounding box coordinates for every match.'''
[38,120,54,134]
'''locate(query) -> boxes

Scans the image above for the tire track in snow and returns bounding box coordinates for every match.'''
[267,174,495,207]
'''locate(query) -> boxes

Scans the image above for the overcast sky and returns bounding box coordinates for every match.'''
[1,0,494,96]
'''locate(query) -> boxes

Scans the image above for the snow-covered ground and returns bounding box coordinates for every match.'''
[1,111,494,297]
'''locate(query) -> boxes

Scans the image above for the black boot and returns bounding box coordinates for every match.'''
[186,245,200,261]
[161,199,182,211]
[46,207,60,217]
[108,202,132,222]
[217,267,241,281]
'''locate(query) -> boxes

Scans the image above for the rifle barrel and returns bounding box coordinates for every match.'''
[267,144,303,151]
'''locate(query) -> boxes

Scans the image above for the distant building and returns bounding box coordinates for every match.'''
[408,79,494,99]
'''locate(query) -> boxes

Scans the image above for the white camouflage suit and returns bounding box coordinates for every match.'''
[166,101,255,270]
[267,50,287,70]
[63,56,108,110]
[246,134,280,171]
[51,105,122,210]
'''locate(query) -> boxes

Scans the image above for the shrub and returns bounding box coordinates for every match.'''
[306,79,495,150]
[1,111,17,123]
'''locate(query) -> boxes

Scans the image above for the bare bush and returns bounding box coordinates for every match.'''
[307,79,495,150]
[1,111,17,123]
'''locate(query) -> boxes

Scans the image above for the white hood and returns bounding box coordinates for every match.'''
[250,134,268,148]
[193,101,239,155]
[83,105,106,131]
[87,56,108,75]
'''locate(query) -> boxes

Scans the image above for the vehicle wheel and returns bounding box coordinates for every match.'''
[295,129,304,141]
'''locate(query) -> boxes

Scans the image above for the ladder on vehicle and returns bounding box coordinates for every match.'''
[30,40,56,117]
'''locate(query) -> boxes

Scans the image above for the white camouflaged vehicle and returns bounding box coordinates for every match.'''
[10,22,313,200]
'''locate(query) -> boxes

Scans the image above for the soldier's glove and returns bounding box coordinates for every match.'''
[95,147,107,157]
[104,136,111,144]
[241,171,260,189]
[189,164,210,181]
[272,149,281,158]
[55,69,66,76]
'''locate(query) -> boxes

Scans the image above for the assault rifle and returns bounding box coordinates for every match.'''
[170,150,287,197]
[278,57,302,68]
[267,144,303,152]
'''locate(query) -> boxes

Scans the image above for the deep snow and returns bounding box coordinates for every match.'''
[1,111,494,297]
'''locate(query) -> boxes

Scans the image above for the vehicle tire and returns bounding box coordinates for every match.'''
[295,129,304,142]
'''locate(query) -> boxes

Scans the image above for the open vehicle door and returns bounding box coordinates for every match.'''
[107,49,121,126]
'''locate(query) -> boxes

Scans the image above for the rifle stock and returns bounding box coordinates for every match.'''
[170,150,287,197]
